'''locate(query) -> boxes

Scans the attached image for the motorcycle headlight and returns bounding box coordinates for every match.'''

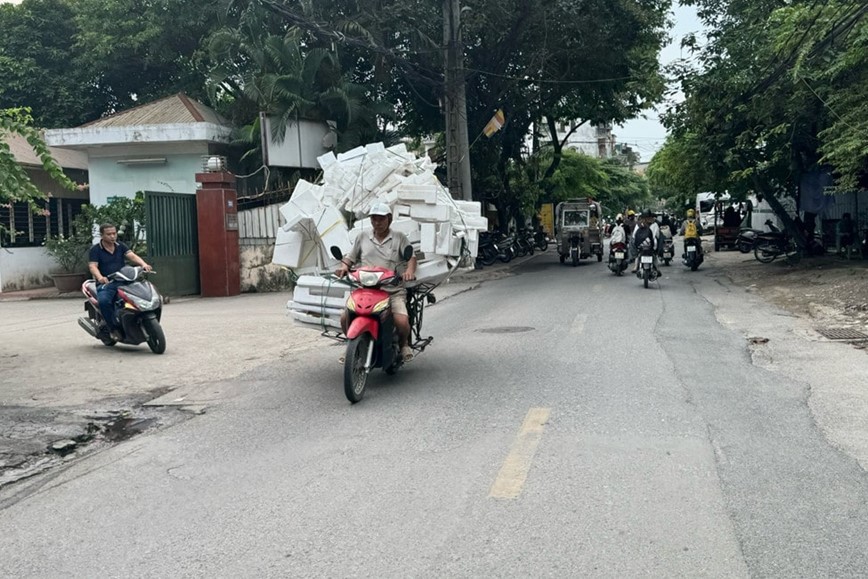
[372,298,390,314]
[358,271,383,287]
[126,293,161,311]
[346,295,356,312]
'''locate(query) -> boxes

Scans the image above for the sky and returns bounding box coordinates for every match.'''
[617,2,705,162]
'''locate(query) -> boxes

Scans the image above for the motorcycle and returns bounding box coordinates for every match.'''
[736,227,764,253]
[608,241,629,275]
[331,246,434,404]
[492,232,515,263]
[475,231,500,267]
[533,228,549,252]
[78,266,166,354]
[660,226,675,265]
[683,237,704,271]
[753,220,801,264]
[636,240,659,288]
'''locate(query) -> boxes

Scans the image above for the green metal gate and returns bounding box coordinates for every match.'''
[144,191,199,296]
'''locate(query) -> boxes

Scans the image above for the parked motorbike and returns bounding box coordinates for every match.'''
[518,229,536,256]
[753,220,801,264]
[683,237,704,271]
[330,246,433,403]
[608,241,629,276]
[736,227,763,253]
[494,232,515,263]
[475,231,500,267]
[78,266,166,354]
[636,240,659,288]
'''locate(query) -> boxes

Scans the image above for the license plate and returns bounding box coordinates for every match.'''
[687,246,696,252]
[641,256,653,263]
[614,252,624,259]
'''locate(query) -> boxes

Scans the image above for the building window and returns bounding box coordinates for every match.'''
[0,198,86,247]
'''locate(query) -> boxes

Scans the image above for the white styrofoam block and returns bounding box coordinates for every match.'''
[280,186,323,222]
[289,301,345,318]
[386,143,409,157]
[396,185,437,204]
[337,146,367,163]
[391,218,420,243]
[291,287,349,309]
[410,203,452,222]
[414,257,450,281]
[394,204,411,218]
[467,236,479,257]
[317,151,337,169]
[454,200,482,216]
[453,216,488,230]
[290,310,342,331]
[365,142,386,154]
[272,236,305,267]
[420,223,437,253]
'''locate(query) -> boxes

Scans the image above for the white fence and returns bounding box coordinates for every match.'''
[238,204,283,245]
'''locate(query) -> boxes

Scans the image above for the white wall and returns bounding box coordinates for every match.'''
[86,142,210,205]
[0,247,56,292]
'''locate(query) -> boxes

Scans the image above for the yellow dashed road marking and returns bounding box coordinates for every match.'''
[489,407,551,499]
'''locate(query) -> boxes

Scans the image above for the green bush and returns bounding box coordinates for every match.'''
[44,231,91,273]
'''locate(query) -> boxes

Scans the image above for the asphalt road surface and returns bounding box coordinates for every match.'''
[2,253,867,577]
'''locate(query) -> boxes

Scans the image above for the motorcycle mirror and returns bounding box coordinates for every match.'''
[330,246,344,261]
[402,245,414,261]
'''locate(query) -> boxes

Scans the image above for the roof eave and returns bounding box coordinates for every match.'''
[45,123,234,149]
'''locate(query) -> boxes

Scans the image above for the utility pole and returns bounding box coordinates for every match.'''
[443,0,473,201]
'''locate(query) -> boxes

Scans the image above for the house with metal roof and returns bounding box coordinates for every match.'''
[0,133,89,292]
[45,93,234,206]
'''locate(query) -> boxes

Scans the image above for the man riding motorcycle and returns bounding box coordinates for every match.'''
[336,202,417,362]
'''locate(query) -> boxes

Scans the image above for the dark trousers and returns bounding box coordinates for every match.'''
[97,281,120,329]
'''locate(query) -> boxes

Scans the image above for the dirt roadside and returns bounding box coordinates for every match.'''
[707,245,868,337]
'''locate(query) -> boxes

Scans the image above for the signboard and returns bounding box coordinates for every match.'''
[539,203,555,237]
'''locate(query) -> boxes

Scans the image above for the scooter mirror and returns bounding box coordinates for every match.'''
[401,245,414,261]
[330,246,344,261]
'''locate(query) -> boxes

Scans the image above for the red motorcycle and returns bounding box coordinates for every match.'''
[607,241,629,275]
[331,247,434,403]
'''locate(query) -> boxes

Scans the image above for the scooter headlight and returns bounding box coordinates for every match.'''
[372,298,390,314]
[125,293,162,311]
[358,271,383,287]
[346,295,357,312]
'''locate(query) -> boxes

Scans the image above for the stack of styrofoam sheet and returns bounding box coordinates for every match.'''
[273,141,488,286]
[287,275,352,331]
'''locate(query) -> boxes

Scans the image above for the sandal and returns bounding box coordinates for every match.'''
[401,346,414,362]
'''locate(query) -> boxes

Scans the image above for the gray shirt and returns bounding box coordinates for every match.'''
[347,229,412,275]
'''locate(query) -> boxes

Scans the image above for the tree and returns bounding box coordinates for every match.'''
[0,108,76,205]
[0,0,106,127]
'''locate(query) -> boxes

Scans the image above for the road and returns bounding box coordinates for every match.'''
[2,252,868,577]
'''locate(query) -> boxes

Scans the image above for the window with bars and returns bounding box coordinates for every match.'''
[0,198,87,247]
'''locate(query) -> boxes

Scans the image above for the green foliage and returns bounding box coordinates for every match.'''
[0,107,76,209]
[666,0,868,203]
[43,230,91,274]
[78,193,147,255]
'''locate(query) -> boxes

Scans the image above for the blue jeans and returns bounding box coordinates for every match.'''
[97,281,120,330]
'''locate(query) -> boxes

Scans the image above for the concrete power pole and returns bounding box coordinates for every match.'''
[443,0,473,201]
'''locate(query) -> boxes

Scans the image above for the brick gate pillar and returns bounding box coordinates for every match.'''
[195,170,240,297]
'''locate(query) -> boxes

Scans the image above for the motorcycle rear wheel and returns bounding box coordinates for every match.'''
[571,250,579,267]
[754,244,777,264]
[142,317,166,354]
[344,334,371,404]
[643,267,649,288]
[536,239,548,252]
[481,249,497,267]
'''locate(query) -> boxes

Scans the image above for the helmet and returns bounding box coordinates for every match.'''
[641,209,653,218]
[627,209,636,216]
[616,213,623,221]
[686,209,695,218]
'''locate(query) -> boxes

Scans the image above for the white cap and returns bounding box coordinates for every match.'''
[369,202,392,217]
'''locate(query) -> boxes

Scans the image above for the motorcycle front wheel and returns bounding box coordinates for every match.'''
[142,317,166,354]
[481,248,497,266]
[571,249,579,267]
[737,241,752,253]
[344,334,371,403]
[537,238,548,252]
